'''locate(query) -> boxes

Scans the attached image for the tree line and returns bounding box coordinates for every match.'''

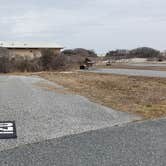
[105,47,165,61]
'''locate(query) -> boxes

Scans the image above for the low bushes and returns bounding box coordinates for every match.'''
[40,49,68,71]
[0,56,10,73]
[105,47,163,60]
[62,48,97,58]
[0,48,88,73]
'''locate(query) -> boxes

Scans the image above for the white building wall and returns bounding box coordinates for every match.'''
[9,49,41,60]
[8,48,61,60]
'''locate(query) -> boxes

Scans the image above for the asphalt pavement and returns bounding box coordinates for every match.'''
[129,63,166,67]
[1,118,166,166]
[89,68,166,78]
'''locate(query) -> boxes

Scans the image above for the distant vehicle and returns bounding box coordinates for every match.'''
[106,60,112,66]
[80,58,95,70]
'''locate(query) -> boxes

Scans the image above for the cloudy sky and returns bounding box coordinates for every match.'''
[0,0,166,53]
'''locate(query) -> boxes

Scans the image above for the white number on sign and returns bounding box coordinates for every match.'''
[0,123,14,134]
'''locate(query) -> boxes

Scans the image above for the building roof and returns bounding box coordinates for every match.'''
[0,41,64,49]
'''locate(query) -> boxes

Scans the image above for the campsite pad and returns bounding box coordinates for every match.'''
[0,75,140,151]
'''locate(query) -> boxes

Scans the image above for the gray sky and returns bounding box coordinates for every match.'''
[0,0,166,53]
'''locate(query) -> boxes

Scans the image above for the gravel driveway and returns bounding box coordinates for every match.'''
[0,75,139,152]
[89,68,166,78]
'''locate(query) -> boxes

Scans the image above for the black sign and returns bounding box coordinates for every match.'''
[0,121,17,139]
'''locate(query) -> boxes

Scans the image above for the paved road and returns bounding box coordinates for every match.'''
[129,63,166,67]
[0,118,166,166]
[0,75,139,152]
[89,68,166,78]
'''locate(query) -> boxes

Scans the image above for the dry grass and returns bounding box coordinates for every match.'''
[34,81,69,94]
[38,71,166,119]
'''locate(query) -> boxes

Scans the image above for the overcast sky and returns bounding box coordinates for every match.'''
[0,0,166,53]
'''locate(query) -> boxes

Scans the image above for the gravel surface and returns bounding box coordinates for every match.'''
[0,75,140,152]
[89,68,166,78]
[1,118,166,166]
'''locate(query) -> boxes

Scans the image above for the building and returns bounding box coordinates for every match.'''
[0,41,64,59]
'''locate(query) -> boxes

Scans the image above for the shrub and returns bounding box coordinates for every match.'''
[105,47,161,60]
[62,48,97,58]
[0,47,9,58]
[130,47,160,58]
[40,49,69,71]
[0,56,10,73]
[11,58,42,72]
[40,49,56,70]
[0,48,10,73]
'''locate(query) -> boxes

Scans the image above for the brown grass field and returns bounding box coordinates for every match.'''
[38,71,166,119]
